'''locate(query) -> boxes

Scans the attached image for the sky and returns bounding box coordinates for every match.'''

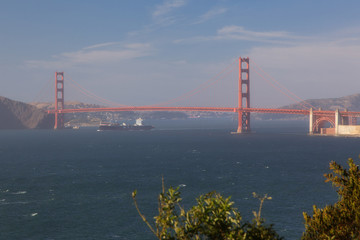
[1,0,360,108]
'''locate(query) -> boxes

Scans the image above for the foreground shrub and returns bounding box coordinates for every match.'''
[302,158,360,240]
[132,181,282,240]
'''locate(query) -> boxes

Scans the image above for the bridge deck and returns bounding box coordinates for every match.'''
[47,107,360,117]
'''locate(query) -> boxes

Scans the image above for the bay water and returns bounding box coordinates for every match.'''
[0,119,359,239]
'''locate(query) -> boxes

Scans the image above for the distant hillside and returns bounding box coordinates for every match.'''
[260,93,360,120]
[282,93,360,111]
[0,97,53,129]
[31,101,190,126]
[30,101,104,110]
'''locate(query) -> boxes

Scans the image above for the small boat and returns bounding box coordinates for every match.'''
[64,124,80,130]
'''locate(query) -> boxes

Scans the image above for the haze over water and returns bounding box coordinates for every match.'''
[0,119,359,239]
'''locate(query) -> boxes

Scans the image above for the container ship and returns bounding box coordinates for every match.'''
[98,118,154,131]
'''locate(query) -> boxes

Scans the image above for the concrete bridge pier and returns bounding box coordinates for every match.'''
[335,109,340,136]
[309,108,313,135]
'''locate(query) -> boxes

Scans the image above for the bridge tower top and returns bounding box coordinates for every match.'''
[239,57,250,109]
[54,72,65,129]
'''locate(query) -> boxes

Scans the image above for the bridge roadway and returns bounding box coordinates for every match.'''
[48,107,360,117]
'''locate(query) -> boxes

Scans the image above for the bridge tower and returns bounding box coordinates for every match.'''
[54,72,65,129]
[236,57,250,133]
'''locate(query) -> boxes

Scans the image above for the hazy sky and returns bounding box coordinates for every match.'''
[1,0,360,108]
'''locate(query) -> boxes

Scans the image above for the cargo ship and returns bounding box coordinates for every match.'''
[98,118,154,131]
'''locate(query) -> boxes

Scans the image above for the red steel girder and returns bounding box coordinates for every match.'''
[48,107,360,116]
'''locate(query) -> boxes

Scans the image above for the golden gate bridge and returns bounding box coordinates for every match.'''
[47,57,360,135]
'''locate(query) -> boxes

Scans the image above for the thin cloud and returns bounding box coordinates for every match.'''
[153,0,186,17]
[128,0,186,36]
[193,7,227,24]
[174,25,309,44]
[218,26,292,39]
[26,43,155,69]
[83,42,122,50]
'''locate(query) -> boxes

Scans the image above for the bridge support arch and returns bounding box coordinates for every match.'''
[309,108,337,135]
[309,108,360,135]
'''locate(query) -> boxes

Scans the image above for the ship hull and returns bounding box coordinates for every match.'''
[98,125,154,131]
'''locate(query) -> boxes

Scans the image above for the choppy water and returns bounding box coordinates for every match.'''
[0,119,359,239]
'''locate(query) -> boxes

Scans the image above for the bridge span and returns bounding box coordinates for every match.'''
[48,57,360,135]
[48,106,360,117]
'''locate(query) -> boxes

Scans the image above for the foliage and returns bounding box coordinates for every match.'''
[302,158,360,240]
[252,192,272,227]
[132,180,282,240]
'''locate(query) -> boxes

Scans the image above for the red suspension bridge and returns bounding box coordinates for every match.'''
[47,57,360,135]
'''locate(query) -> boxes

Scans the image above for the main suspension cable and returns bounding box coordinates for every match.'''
[251,59,315,109]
